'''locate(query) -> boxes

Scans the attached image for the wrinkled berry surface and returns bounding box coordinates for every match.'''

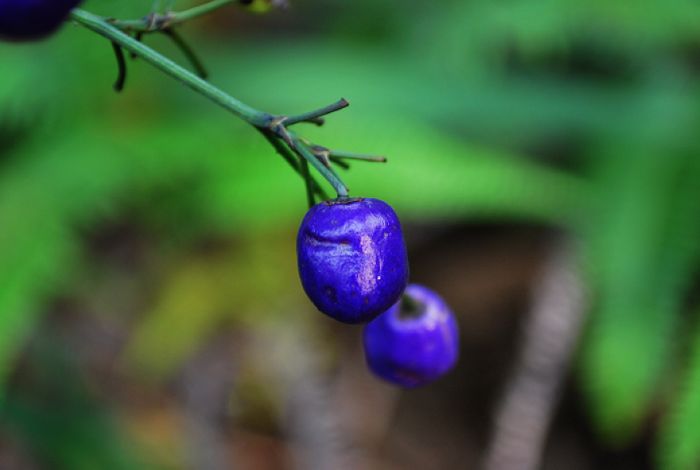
[363,284,459,387]
[297,198,408,324]
[0,0,82,41]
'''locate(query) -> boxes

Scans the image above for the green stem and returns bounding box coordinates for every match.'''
[257,129,330,201]
[111,0,239,32]
[299,158,315,208]
[171,0,238,22]
[69,8,351,198]
[284,131,349,197]
[70,9,269,126]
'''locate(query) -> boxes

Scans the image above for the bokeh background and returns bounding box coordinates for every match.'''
[2,0,700,468]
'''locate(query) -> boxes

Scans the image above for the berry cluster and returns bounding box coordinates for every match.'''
[297,198,460,387]
[0,1,459,388]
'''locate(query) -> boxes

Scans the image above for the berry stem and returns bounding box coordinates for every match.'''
[257,129,330,201]
[285,132,349,197]
[299,158,316,209]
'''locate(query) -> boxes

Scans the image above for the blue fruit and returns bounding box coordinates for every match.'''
[363,284,459,387]
[297,198,409,324]
[0,0,82,41]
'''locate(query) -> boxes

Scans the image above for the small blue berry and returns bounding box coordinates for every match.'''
[363,284,459,388]
[0,0,82,41]
[297,197,409,324]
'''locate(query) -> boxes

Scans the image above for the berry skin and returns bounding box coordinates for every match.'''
[0,0,82,41]
[297,197,409,324]
[363,284,459,388]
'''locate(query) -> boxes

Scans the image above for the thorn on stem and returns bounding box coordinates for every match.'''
[111,42,127,92]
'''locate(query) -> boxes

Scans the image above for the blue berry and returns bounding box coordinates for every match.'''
[363,284,459,387]
[0,0,82,41]
[297,197,409,324]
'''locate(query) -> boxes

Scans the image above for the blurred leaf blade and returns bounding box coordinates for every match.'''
[580,150,700,443]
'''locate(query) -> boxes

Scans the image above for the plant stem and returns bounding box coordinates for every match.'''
[171,0,238,22]
[70,8,351,198]
[257,128,330,201]
[299,158,315,208]
[111,0,239,32]
[71,9,268,126]
[283,130,349,197]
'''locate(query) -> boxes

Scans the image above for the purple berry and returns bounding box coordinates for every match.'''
[297,197,409,324]
[0,0,82,41]
[363,284,459,388]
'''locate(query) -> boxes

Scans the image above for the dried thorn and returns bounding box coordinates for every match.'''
[111,42,127,92]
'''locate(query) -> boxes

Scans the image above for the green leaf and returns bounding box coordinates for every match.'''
[580,150,700,444]
[659,311,700,470]
[654,169,700,468]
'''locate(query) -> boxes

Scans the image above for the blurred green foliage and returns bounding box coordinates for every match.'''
[2,0,700,468]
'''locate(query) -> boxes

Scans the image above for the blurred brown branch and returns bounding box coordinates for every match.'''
[482,240,586,470]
